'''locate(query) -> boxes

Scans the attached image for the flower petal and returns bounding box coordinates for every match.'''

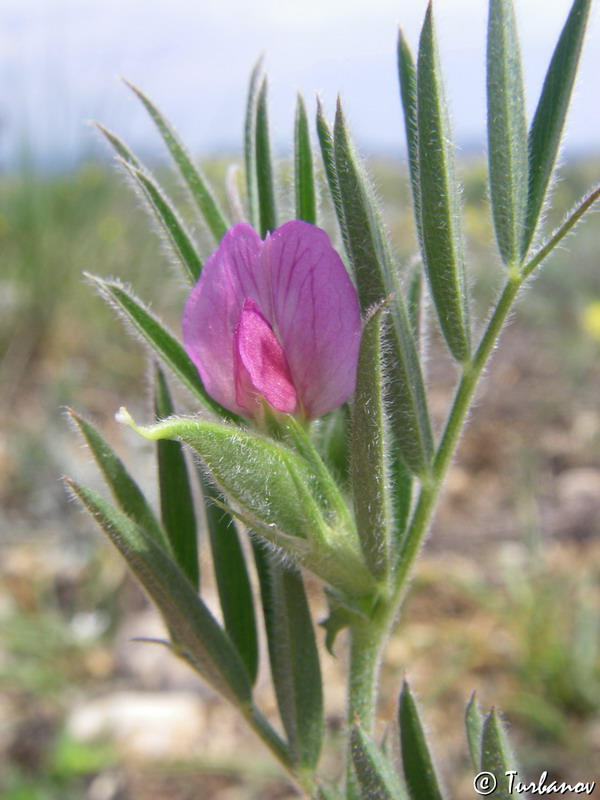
[265,221,361,418]
[182,223,265,414]
[183,220,361,420]
[234,298,297,414]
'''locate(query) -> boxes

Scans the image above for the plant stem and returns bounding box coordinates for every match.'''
[245,704,318,797]
[348,620,387,732]
[345,611,390,797]
[340,271,520,793]
[393,273,522,602]
[522,186,600,279]
[390,185,600,602]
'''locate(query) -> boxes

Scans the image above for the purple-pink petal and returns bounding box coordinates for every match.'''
[182,220,361,420]
[182,223,263,414]
[233,298,297,415]
[264,221,361,418]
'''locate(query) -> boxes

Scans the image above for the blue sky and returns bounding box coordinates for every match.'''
[0,0,598,169]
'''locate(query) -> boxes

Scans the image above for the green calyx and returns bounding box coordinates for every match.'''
[117,408,377,601]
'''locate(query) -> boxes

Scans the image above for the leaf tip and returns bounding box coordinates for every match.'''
[120,75,136,92]
[115,406,136,429]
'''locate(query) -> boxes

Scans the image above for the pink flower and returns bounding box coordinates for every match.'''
[182,220,361,420]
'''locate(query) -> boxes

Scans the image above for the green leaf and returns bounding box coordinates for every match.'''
[124,79,229,242]
[525,0,593,255]
[316,99,349,257]
[294,93,317,224]
[244,58,264,231]
[66,480,252,707]
[351,306,391,580]
[332,100,393,309]
[88,275,238,421]
[96,124,202,283]
[154,367,199,589]
[68,409,169,553]
[407,261,423,345]
[397,30,422,248]
[480,708,518,800]
[351,725,408,800]
[199,469,259,685]
[94,121,142,169]
[465,692,484,770]
[399,680,445,800]
[487,0,529,266]
[417,4,471,362]
[255,77,278,237]
[332,100,433,476]
[121,160,203,283]
[255,551,323,770]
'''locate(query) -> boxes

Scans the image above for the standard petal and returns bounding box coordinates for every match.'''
[182,223,266,413]
[265,221,361,418]
[234,298,297,414]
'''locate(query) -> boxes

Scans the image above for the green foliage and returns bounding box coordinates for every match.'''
[480,709,518,800]
[350,725,408,800]
[124,79,229,242]
[525,0,593,255]
[66,480,254,706]
[256,556,323,771]
[255,77,278,237]
[416,4,471,362]
[351,305,391,580]
[465,693,485,771]
[294,93,317,224]
[154,367,200,588]
[96,122,202,283]
[397,31,420,246]
[68,408,170,552]
[315,99,348,255]
[330,99,433,477]
[244,58,264,229]
[121,160,203,283]
[399,681,445,800]
[88,275,235,419]
[486,0,529,266]
[200,468,259,685]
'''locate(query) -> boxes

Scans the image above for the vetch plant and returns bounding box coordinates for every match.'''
[66,0,598,796]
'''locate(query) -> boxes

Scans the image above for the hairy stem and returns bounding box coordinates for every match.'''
[393,272,522,601]
[391,186,600,604]
[244,704,317,796]
[523,186,600,279]
[344,609,390,797]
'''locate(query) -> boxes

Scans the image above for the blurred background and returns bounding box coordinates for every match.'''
[1,0,599,798]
